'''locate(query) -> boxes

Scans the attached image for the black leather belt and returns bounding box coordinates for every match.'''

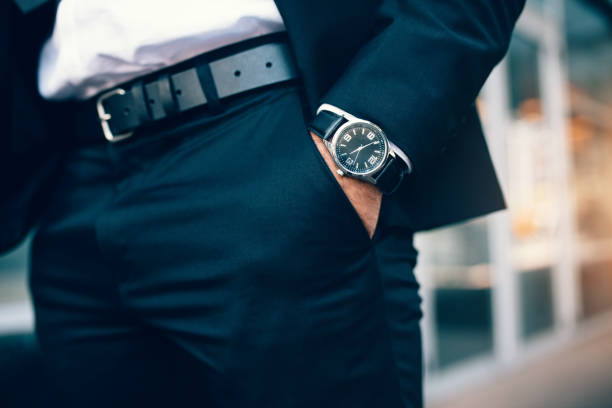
[73,35,298,144]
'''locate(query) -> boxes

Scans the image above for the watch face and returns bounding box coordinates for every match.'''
[333,123,388,175]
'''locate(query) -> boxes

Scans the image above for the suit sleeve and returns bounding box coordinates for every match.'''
[319,0,526,172]
[0,1,62,254]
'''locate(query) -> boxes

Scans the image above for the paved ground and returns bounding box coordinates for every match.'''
[429,322,612,408]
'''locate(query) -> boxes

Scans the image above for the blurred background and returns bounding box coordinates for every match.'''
[1,0,612,407]
[418,0,612,406]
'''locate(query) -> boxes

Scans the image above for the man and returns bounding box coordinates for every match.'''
[1,0,525,407]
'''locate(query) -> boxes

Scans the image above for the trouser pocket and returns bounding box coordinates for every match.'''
[131,82,373,262]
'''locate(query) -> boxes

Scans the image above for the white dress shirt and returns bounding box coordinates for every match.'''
[38,0,285,100]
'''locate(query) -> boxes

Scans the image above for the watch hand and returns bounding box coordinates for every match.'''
[349,144,364,155]
[349,141,377,155]
[354,148,362,163]
[359,141,377,150]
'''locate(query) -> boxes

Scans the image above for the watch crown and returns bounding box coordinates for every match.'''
[336,169,345,176]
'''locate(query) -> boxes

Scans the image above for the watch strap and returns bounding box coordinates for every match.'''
[374,153,408,195]
[308,110,346,141]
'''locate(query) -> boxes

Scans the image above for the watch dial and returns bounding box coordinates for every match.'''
[334,123,387,174]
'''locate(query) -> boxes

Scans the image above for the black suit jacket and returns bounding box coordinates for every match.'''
[1,0,525,253]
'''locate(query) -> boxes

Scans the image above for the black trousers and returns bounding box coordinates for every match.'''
[29,82,423,407]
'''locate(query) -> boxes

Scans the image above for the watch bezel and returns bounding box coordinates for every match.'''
[329,120,390,177]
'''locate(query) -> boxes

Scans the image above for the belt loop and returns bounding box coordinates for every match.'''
[144,74,178,121]
[130,81,151,123]
[196,63,222,112]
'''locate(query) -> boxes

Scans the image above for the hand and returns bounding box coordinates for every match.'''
[310,132,382,238]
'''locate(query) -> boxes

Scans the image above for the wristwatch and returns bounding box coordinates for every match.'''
[308,103,411,195]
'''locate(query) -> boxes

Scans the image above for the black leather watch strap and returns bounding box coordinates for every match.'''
[374,154,408,195]
[308,110,346,141]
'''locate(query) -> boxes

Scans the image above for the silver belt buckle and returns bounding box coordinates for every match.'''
[96,88,134,143]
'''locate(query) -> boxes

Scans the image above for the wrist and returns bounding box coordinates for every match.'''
[310,131,382,239]
[310,132,380,191]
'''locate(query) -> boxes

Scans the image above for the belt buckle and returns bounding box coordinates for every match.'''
[96,88,134,143]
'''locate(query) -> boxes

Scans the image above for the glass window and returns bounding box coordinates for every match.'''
[580,261,612,317]
[419,219,495,369]
[508,36,542,123]
[519,267,554,338]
